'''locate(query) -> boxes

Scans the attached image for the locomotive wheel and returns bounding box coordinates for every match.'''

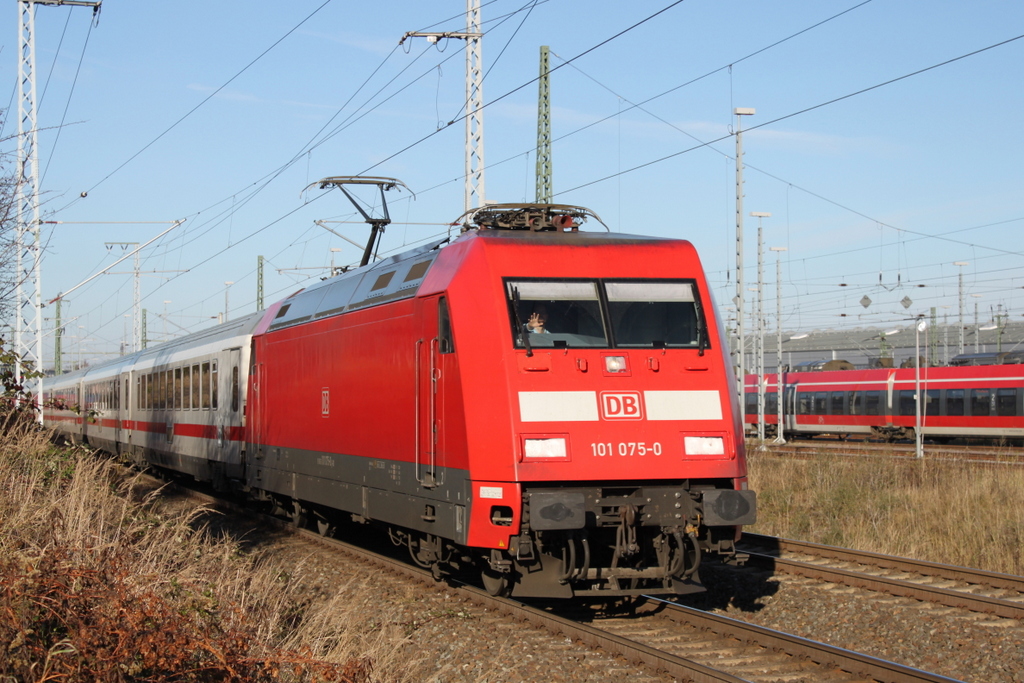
[315,513,336,538]
[291,501,308,529]
[481,566,510,597]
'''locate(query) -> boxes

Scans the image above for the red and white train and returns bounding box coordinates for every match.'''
[44,202,755,598]
[743,365,1024,443]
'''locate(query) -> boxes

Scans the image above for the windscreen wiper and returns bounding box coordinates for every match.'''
[511,287,533,357]
[693,294,708,357]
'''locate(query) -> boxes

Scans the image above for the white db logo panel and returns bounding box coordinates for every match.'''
[600,392,643,420]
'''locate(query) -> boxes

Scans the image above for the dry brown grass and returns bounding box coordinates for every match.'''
[747,449,1024,575]
[0,422,415,682]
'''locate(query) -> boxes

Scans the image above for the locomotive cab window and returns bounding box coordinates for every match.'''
[507,280,606,348]
[505,278,707,350]
[605,281,702,348]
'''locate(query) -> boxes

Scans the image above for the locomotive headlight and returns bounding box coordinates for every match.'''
[524,437,567,459]
[604,356,627,373]
[684,436,725,455]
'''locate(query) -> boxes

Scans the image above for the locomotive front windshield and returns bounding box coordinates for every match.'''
[507,279,707,350]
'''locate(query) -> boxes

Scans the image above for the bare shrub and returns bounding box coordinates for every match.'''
[0,434,382,682]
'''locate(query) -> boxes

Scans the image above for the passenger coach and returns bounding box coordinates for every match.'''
[744,365,1024,443]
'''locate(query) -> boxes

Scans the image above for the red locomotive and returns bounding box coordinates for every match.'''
[743,365,1024,443]
[45,199,755,598]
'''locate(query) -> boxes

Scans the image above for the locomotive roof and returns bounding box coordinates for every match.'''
[266,229,695,333]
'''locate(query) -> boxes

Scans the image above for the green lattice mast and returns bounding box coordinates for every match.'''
[535,45,552,203]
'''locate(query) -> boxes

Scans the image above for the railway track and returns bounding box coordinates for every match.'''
[174,480,970,683]
[752,438,1024,464]
[738,533,1024,621]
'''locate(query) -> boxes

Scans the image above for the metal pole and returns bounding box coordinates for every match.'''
[771,246,787,444]
[465,0,484,211]
[535,45,552,203]
[954,261,967,355]
[16,0,102,419]
[752,212,769,445]
[224,282,233,323]
[257,255,264,310]
[734,108,755,413]
[399,0,483,212]
[915,318,927,459]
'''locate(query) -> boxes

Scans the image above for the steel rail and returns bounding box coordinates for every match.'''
[169,481,967,682]
[741,533,1024,620]
[647,598,963,683]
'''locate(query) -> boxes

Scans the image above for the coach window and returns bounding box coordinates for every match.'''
[996,388,1018,416]
[201,362,212,409]
[191,365,200,409]
[864,390,881,415]
[946,389,964,416]
[848,391,862,415]
[830,392,844,415]
[211,360,219,410]
[970,388,991,416]
[438,297,455,354]
[766,392,778,416]
[797,392,812,415]
[173,368,181,410]
[744,392,757,415]
[183,366,192,410]
[507,280,607,349]
[812,392,828,415]
[898,390,916,416]
[925,390,939,415]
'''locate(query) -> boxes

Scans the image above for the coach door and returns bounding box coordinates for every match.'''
[118,371,131,451]
[416,295,453,489]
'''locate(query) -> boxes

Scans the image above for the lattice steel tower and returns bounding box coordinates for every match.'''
[15,0,100,420]
[535,45,552,203]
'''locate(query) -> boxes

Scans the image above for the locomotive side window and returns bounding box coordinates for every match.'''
[605,281,701,348]
[438,297,454,354]
[507,280,607,348]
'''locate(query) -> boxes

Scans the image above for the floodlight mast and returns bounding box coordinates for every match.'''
[311,177,413,267]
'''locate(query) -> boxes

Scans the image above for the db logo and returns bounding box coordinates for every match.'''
[600,392,643,420]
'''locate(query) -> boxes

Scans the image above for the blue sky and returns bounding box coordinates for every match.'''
[4,0,1023,367]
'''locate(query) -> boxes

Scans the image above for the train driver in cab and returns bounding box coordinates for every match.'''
[527,304,551,334]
